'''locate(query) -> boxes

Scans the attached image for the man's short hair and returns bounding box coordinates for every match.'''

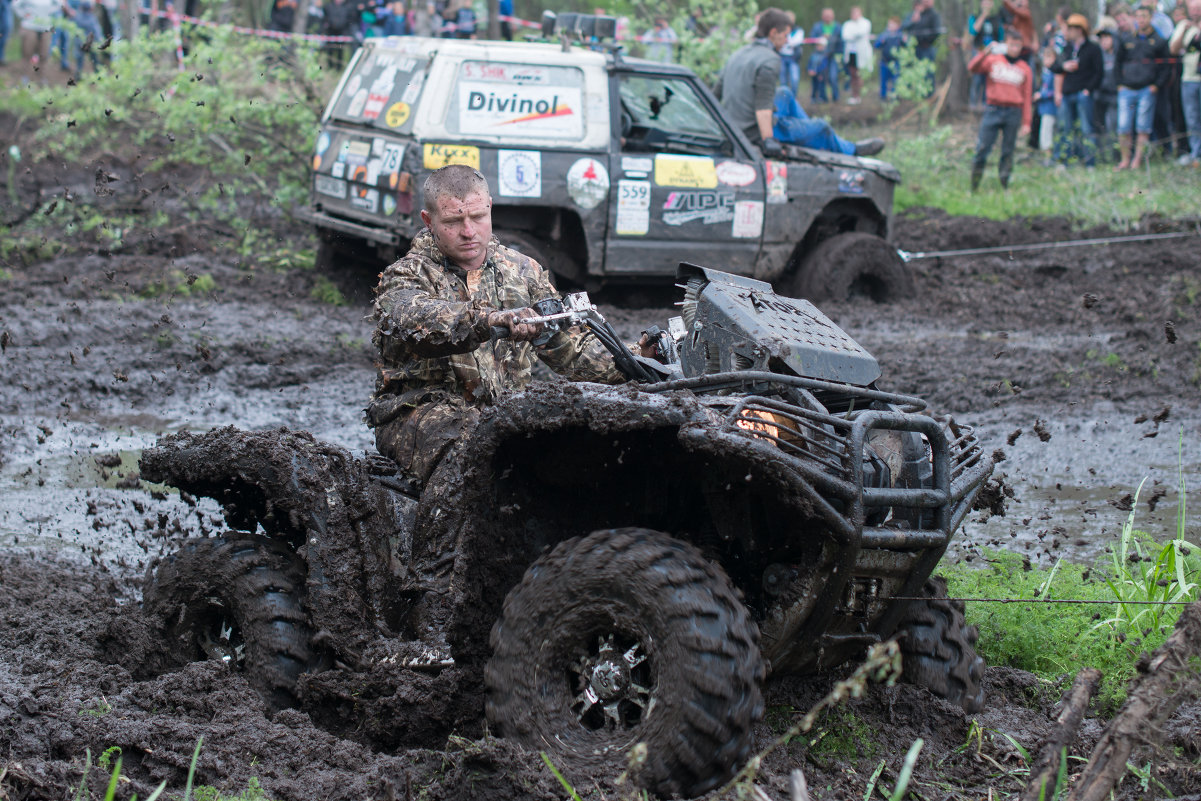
[1109,2,1131,13]
[423,165,490,213]
[756,7,791,37]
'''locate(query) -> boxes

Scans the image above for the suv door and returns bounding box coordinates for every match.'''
[606,72,766,278]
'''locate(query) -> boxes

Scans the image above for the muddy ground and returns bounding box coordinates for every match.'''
[2,135,1201,800]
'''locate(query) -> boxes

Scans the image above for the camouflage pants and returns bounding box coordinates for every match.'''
[372,395,480,484]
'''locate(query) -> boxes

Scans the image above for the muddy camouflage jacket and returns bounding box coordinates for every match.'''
[370,230,624,419]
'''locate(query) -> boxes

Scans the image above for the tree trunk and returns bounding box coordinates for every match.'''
[487,0,499,40]
[941,0,971,113]
[122,0,139,40]
[293,0,310,35]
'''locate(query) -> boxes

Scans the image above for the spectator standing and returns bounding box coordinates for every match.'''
[779,12,805,97]
[969,0,1006,108]
[497,0,511,40]
[842,6,873,104]
[306,0,324,34]
[382,0,407,35]
[807,36,830,101]
[875,16,904,99]
[1051,14,1103,165]
[810,8,841,101]
[1043,5,1070,52]
[1036,46,1060,161]
[1094,27,1120,159]
[902,0,944,61]
[12,0,57,62]
[268,0,296,32]
[452,0,474,38]
[1115,3,1170,167]
[322,0,357,68]
[1170,0,1201,164]
[968,30,1033,190]
[0,0,12,66]
[1145,0,1173,36]
[411,0,434,35]
[902,0,943,95]
[638,15,677,63]
[1001,0,1035,54]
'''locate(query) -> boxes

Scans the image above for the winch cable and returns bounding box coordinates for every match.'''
[897,229,1199,262]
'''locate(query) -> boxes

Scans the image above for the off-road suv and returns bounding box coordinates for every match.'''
[296,31,912,302]
[139,265,990,798]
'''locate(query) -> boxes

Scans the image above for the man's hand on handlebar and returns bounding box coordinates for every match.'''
[487,307,544,342]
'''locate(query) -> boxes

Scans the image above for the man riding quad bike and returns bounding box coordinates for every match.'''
[139,169,992,798]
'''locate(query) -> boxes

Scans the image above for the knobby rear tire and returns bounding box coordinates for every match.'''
[143,536,319,712]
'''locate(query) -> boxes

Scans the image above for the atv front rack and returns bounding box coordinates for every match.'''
[644,370,992,548]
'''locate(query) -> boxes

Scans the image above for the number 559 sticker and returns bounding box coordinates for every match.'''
[616,179,651,236]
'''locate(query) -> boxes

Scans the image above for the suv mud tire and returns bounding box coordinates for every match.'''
[143,536,319,712]
[895,576,986,713]
[792,232,913,303]
[485,528,764,797]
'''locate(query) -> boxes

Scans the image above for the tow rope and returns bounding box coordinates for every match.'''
[897,229,1199,262]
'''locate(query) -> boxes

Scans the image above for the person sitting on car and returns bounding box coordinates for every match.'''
[367,165,631,483]
[714,7,885,159]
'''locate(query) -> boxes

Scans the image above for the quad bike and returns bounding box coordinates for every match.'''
[139,264,993,798]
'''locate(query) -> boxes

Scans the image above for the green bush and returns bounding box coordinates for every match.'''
[1,27,334,259]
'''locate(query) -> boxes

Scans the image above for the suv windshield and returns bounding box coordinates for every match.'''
[618,74,731,155]
[330,46,429,132]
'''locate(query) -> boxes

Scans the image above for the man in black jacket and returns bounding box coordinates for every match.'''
[1052,13,1104,165]
[1114,4,1171,168]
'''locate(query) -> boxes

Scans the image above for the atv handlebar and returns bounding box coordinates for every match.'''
[486,292,676,384]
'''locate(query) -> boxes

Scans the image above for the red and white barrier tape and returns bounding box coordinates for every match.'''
[147,8,541,42]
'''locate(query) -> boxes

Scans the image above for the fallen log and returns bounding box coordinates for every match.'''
[1067,601,1201,801]
[1019,667,1102,801]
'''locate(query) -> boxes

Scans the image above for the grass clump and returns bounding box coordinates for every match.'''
[192,777,275,801]
[309,275,346,306]
[945,476,1198,712]
[890,126,1201,228]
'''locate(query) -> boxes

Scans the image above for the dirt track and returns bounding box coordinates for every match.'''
[2,144,1200,798]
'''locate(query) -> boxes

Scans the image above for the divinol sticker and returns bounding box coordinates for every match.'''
[566,158,609,210]
[423,144,480,170]
[457,84,582,138]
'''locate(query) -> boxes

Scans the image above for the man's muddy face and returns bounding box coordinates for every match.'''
[423,191,493,271]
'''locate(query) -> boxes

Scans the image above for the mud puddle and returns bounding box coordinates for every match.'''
[953,405,1200,566]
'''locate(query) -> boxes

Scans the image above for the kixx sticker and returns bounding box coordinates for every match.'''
[653,154,717,188]
[498,150,542,198]
[566,157,609,210]
[716,160,757,187]
[422,143,480,170]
